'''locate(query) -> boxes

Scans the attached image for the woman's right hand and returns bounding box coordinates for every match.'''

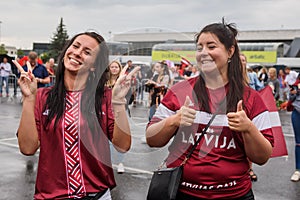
[176,96,196,127]
[13,60,37,98]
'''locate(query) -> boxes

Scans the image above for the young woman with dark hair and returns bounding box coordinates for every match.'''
[146,20,274,200]
[14,31,139,199]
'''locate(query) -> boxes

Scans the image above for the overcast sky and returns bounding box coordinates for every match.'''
[1,0,300,49]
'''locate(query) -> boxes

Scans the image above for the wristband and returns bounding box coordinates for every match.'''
[112,98,127,105]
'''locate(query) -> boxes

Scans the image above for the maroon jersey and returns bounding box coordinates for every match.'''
[33,87,115,199]
[147,77,274,199]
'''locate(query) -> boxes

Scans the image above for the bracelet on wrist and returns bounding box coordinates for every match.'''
[112,99,127,105]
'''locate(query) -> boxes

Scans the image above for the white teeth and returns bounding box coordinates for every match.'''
[70,58,80,65]
[201,60,212,64]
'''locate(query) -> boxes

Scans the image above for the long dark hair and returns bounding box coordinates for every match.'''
[158,60,171,84]
[194,19,244,113]
[44,32,109,130]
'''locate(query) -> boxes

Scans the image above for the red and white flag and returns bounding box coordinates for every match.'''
[181,57,191,66]
[258,86,288,157]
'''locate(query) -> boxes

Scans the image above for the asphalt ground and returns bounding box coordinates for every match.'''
[0,91,299,200]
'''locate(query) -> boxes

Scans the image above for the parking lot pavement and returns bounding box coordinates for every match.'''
[1,99,300,200]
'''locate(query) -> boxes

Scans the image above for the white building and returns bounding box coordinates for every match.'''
[4,45,17,59]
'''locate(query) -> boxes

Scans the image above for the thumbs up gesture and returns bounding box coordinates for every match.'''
[227,100,252,132]
[177,96,196,127]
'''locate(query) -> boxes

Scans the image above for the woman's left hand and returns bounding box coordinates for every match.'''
[227,100,252,132]
[13,60,37,99]
[112,65,140,104]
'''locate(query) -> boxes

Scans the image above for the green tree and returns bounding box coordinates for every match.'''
[0,44,7,54]
[40,52,50,63]
[17,48,24,58]
[48,17,69,61]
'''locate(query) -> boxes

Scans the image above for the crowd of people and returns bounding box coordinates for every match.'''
[239,53,299,110]
[0,52,56,98]
[0,57,12,97]
[0,20,299,199]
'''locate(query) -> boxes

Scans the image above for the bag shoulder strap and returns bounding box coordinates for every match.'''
[158,111,218,169]
[180,112,218,166]
[158,98,224,170]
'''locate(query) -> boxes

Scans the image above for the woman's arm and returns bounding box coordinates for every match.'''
[241,123,272,165]
[13,60,40,155]
[146,96,196,147]
[146,114,180,147]
[111,104,131,152]
[111,65,140,152]
[18,96,40,155]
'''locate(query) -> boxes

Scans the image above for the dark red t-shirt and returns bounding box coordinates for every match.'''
[33,87,115,199]
[147,77,274,199]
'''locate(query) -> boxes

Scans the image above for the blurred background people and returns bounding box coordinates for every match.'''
[106,60,127,173]
[0,57,12,97]
[106,60,122,88]
[278,69,288,102]
[45,58,55,87]
[288,75,300,182]
[21,51,50,88]
[146,61,170,121]
[284,66,299,86]
[240,54,263,91]
[259,67,269,86]
[267,67,280,101]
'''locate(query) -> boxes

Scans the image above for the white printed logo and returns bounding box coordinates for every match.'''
[43,109,49,116]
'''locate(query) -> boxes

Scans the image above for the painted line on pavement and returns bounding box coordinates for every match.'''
[0,141,19,148]
[112,164,153,175]
[0,137,17,141]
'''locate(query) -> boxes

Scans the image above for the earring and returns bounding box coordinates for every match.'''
[228,58,231,63]
[89,67,96,79]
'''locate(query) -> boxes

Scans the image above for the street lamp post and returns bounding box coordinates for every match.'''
[0,21,2,45]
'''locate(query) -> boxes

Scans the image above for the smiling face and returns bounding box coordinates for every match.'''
[63,34,100,75]
[196,32,233,77]
[109,61,121,76]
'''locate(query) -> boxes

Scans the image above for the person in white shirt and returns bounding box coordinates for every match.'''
[0,57,12,97]
[284,66,299,86]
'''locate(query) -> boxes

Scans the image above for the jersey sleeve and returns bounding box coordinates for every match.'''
[34,88,48,141]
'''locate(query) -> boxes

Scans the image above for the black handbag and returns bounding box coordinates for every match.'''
[147,165,183,200]
[147,112,218,200]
